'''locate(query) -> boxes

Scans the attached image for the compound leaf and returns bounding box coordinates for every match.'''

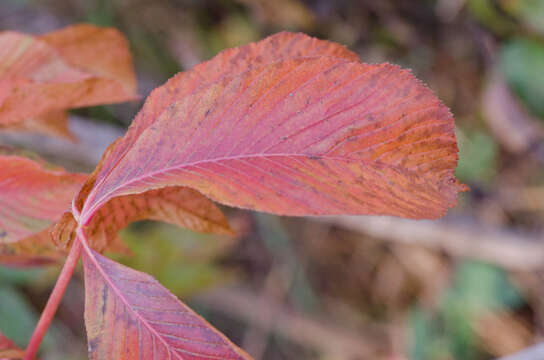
[70,32,466,360]
[67,32,356,250]
[78,32,358,201]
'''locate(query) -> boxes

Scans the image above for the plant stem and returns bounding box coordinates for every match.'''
[24,239,82,360]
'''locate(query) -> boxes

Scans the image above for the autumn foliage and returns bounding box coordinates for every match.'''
[0,24,466,360]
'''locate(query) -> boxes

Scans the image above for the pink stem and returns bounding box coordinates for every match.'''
[24,239,82,360]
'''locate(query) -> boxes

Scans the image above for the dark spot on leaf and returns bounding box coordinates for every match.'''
[100,285,108,316]
[0,229,6,238]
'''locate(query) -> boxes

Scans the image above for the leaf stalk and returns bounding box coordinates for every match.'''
[23,238,82,360]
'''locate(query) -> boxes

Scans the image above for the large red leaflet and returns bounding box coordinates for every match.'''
[79,59,465,221]
[0,154,86,266]
[74,32,359,211]
[68,32,356,247]
[73,32,466,359]
[83,245,250,360]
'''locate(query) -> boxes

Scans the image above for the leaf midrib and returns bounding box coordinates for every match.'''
[82,150,444,222]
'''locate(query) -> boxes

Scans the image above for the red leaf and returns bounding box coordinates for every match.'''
[0,154,87,244]
[0,24,137,137]
[0,153,86,266]
[67,32,355,248]
[82,246,250,360]
[0,331,24,359]
[53,187,231,253]
[76,32,359,212]
[67,32,466,360]
[78,54,465,222]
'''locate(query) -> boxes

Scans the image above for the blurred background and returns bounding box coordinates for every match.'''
[1,0,544,359]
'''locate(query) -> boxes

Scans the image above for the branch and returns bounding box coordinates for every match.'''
[315,216,544,271]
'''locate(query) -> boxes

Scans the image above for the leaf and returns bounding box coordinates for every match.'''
[71,32,466,360]
[54,187,231,252]
[83,247,250,360]
[0,331,24,360]
[80,32,358,192]
[65,32,355,249]
[77,47,465,222]
[500,38,544,119]
[38,24,137,103]
[49,138,230,252]
[0,153,86,266]
[0,154,87,244]
[0,24,137,136]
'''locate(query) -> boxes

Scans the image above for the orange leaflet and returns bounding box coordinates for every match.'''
[0,331,25,359]
[80,31,359,197]
[50,32,466,360]
[0,154,86,266]
[53,187,231,252]
[0,24,137,138]
[63,31,355,251]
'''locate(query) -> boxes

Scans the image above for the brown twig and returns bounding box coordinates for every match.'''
[316,216,544,271]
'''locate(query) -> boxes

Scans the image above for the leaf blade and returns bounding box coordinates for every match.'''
[78,32,359,211]
[0,154,87,244]
[70,32,358,247]
[54,187,231,252]
[83,247,250,360]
